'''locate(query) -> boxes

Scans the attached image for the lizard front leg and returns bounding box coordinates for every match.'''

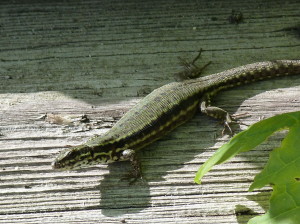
[121,149,143,184]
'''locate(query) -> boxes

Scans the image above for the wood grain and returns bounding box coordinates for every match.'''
[0,0,299,223]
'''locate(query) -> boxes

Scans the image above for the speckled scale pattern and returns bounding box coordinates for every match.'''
[53,60,300,169]
[99,60,300,145]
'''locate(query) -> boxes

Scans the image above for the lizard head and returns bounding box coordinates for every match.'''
[52,140,125,170]
[52,145,97,170]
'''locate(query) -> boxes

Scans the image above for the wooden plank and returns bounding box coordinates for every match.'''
[0,0,299,223]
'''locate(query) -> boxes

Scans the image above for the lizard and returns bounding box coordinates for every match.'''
[52,50,300,179]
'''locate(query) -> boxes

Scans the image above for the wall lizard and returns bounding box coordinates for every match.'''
[52,52,300,178]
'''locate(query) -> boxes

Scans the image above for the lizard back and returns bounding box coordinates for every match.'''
[52,60,300,169]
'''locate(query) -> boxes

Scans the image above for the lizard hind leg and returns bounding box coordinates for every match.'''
[200,96,250,135]
[200,100,235,135]
[175,48,212,81]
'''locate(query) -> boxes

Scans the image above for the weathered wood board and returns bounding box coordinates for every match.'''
[0,0,299,223]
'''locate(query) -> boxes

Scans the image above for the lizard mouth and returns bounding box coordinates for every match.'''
[51,160,64,170]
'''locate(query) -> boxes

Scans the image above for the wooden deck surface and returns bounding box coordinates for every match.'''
[0,0,299,223]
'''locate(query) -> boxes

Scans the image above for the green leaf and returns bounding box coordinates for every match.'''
[248,125,300,224]
[194,111,300,224]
